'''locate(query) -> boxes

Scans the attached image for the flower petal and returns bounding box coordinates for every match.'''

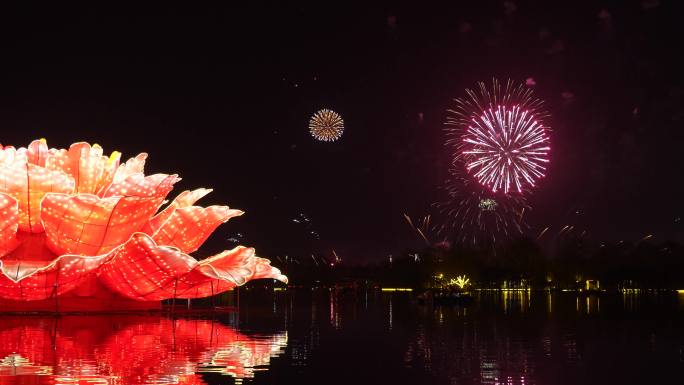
[251,257,289,282]
[145,188,213,234]
[0,253,107,300]
[176,248,288,298]
[95,151,122,197]
[41,193,167,256]
[97,232,198,300]
[97,233,287,300]
[176,247,261,298]
[111,153,148,186]
[0,163,76,233]
[103,173,179,199]
[0,193,19,257]
[0,146,27,167]
[151,206,243,253]
[27,139,49,167]
[45,142,121,195]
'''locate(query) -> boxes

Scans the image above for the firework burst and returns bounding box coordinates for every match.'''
[309,109,344,142]
[437,79,547,245]
[446,79,550,195]
[435,169,528,245]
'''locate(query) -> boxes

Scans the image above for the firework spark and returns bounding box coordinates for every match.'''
[434,170,528,245]
[536,226,549,240]
[446,79,550,194]
[309,109,344,142]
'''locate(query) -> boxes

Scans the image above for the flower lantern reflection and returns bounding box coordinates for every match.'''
[0,316,287,383]
[0,140,286,310]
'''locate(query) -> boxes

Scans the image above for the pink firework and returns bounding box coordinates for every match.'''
[463,105,550,193]
[446,79,551,195]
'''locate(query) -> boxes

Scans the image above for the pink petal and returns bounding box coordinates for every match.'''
[41,193,166,256]
[0,164,76,233]
[152,206,243,253]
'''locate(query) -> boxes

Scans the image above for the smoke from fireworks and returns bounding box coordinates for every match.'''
[446,79,550,195]
[309,109,344,142]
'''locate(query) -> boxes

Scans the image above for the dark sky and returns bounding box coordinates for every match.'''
[1,1,683,262]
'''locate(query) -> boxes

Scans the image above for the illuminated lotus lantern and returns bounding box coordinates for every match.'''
[0,140,286,311]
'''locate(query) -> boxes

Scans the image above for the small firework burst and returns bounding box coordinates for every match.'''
[478,198,497,211]
[309,109,344,142]
[446,79,550,195]
[435,168,528,246]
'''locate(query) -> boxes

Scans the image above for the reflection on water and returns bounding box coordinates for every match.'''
[1,291,683,385]
[0,316,286,384]
[401,291,683,385]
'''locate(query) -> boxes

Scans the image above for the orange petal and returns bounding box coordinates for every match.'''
[97,232,198,300]
[151,206,243,253]
[0,193,19,257]
[111,153,148,186]
[251,257,289,282]
[0,164,76,233]
[103,173,179,198]
[0,254,107,300]
[45,142,120,195]
[145,188,213,234]
[95,150,121,197]
[176,247,259,298]
[176,247,287,298]
[27,139,49,167]
[41,193,166,256]
[97,234,286,300]
[199,251,287,283]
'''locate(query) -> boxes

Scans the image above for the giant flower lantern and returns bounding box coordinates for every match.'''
[0,139,286,311]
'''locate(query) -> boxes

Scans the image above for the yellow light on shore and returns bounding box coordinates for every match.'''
[381,288,413,292]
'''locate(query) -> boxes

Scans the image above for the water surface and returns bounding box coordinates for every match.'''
[1,291,682,384]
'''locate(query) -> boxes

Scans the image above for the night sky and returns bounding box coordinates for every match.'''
[1,1,683,262]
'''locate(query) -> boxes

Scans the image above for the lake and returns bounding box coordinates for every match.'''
[1,290,683,384]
